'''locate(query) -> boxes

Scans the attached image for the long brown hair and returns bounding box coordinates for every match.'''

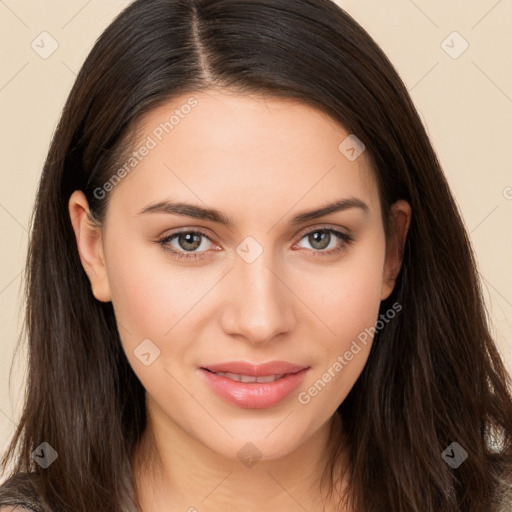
[1,0,511,510]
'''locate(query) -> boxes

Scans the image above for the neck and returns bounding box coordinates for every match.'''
[132,398,349,511]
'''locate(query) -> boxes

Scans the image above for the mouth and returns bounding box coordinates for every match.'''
[198,362,310,409]
[200,360,308,377]
[201,368,292,383]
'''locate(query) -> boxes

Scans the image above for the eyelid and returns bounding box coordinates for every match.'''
[158,223,352,245]
[158,228,218,249]
[293,222,352,240]
[157,223,354,259]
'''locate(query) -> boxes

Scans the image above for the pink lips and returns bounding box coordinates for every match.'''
[199,360,310,409]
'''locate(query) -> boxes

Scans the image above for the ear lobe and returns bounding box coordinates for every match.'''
[68,190,112,302]
[381,200,411,301]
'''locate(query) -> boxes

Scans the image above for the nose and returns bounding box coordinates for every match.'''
[219,248,296,345]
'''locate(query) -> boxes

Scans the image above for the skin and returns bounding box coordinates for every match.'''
[69,88,411,511]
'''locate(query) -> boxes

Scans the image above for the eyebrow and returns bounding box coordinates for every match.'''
[138,197,369,227]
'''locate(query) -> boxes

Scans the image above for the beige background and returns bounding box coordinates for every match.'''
[1,0,511,477]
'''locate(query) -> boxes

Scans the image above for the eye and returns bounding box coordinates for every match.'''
[158,229,215,261]
[157,226,354,262]
[294,227,354,257]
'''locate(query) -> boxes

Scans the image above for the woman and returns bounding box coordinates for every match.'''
[1,0,511,510]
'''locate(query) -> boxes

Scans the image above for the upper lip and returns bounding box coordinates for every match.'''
[201,361,309,377]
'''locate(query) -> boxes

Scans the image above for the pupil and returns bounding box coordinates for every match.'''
[311,231,329,249]
[180,233,201,251]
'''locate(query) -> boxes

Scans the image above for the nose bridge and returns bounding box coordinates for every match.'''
[222,240,294,341]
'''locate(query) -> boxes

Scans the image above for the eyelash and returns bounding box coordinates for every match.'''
[157,226,354,261]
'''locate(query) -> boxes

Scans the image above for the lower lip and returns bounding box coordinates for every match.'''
[199,367,310,409]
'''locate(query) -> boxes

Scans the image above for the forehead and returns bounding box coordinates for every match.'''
[107,88,379,220]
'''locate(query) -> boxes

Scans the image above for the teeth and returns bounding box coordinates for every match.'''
[214,372,285,383]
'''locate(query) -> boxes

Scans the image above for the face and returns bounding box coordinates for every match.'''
[70,88,410,463]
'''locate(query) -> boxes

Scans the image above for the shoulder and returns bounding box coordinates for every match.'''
[497,480,512,512]
[0,472,40,512]
[0,505,35,512]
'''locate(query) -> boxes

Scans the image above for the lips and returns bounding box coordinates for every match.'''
[199,360,310,409]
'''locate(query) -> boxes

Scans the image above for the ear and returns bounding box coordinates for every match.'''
[381,199,412,301]
[68,190,112,302]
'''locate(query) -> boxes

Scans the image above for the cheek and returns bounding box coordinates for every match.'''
[103,242,201,392]
[296,234,386,337]
[103,237,187,345]
[107,265,166,334]
[295,237,385,403]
